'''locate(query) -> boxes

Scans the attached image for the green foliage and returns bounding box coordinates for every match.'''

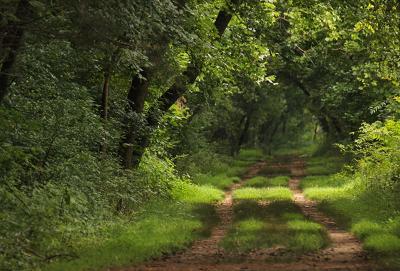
[1,0,400,269]
[233,187,292,201]
[244,176,290,188]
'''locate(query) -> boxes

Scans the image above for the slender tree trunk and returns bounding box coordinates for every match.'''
[99,50,120,154]
[99,70,111,154]
[0,0,32,103]
[100,70,111,120]
[313,122,319,141]
[236,113,252,155]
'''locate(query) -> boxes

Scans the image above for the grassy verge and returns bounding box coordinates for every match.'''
[221,201,329,255]
[302,174,400,269]
[244,176,290,188]
[44,182,222,271]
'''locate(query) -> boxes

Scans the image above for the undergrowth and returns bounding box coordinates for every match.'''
[44,200,219,271]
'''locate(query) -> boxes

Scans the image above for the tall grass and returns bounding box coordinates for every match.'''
[44,181,224,271]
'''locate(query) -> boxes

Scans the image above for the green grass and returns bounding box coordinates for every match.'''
[244,176,290,188]
[233,187,293,201]
[301,172,400,268]
[300,174,348,189]
[193,173,240,190]
[237,148,265,162]
[45,182,223,271]
[44,201,218,271]
[305,156,344,176]
[172,181,224,203]
[304,186,352,201]
[221,201,329,254]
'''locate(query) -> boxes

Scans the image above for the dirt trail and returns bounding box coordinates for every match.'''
[288,158,374,271]
[117,158,378,271]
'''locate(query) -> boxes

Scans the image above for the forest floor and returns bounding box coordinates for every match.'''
[114,157,378,271]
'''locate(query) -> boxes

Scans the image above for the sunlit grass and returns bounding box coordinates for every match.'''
[233,187,292,201]
[221,201,329,254]
[244,176,290,188]
[304,186,351,201]
[172,181,224,203]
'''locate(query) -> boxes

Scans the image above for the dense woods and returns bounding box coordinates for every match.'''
[1,0,400,270]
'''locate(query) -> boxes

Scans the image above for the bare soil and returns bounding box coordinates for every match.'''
[115,158,379,271]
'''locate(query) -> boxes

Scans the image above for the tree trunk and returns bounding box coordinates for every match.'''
[236,113,252,155]
[99,50,120,154]
[120,69,149,169]
[123,4,237,169]
[0,0,32,103]
[100,70,111,120]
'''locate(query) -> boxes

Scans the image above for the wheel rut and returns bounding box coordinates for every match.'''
[114,158,378,271]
